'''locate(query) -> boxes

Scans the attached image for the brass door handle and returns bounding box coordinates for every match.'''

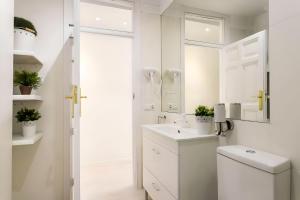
[65,85,78,118]
[80,96,87,99]
[257,90,264,111]
[250,90,264,111]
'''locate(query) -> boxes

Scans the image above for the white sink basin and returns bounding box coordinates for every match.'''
[142,124,217,141]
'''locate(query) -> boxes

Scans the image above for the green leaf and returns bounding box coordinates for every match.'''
[195,105,214,117]
[14,70,41,89]
[15,107,41,122]
[14,17,37,36]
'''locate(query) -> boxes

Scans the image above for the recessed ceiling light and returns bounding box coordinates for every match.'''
[95,17,102,21]
[205,28,211,32]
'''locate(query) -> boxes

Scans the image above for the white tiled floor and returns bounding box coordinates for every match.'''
[81,161,145,200]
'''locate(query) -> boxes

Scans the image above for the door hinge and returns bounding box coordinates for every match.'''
[70,178,75,187]
[70,128,74,135]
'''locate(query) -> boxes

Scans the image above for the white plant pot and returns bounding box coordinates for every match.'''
[195,116,213,135]
[22,121,36,138]
[14,28,36,52]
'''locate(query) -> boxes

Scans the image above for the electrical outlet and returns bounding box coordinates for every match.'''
[168,103,177,111]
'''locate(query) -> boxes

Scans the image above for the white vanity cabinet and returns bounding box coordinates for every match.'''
[142,125,219,200]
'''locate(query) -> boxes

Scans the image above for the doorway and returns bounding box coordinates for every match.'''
[79,1,142,199]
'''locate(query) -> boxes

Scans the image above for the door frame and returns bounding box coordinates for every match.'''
[63,1,142,199]
[63,0,81,199]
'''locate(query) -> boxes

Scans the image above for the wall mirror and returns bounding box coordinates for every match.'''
[161,0,269,122]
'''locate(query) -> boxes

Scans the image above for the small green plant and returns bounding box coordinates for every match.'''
[14,70,41,89]
[195,105,214,117]
[14,17,37,36]
[15,107,41,122]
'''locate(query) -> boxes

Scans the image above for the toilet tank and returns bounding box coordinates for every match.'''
[217,145,290,200]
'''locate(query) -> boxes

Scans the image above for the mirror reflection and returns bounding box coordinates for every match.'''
[161,0,269,122]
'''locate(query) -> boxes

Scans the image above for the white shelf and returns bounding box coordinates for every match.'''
[13,50,42,65]
[13,95,42,101]
[12,132,43,146]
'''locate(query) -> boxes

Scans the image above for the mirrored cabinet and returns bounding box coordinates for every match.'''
[161,1,269,122]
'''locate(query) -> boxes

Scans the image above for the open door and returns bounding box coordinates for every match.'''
[221,31,268,121]
[63,0,81,199]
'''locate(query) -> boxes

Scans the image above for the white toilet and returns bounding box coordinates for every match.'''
[217,145,291,200]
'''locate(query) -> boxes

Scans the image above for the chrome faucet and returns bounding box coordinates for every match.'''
[157,114,166,124]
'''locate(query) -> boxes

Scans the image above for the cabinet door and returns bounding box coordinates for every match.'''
[221,31,267,121]
[143,138,178,198]
[143,168,176,200]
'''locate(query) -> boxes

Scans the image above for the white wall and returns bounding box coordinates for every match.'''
[253,12,269,33]
[13,0,65,199]
[80,32,132,166]
[140,12,162,123]
[228,12,269,43]
[221,1,300,199]
[0,0,13,199]
[227,16,254,43]
[136,10,162,187]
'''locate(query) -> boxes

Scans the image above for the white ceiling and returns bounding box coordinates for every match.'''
[174,0,268,16]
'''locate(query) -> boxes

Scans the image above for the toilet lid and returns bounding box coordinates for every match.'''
[217,145,291,174]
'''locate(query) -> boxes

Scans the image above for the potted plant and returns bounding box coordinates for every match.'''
[14,17,37,51]
[14,70,41,95]
[195,105,214,134]
[15,107,41,137]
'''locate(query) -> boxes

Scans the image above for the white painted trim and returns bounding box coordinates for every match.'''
[81,0,134,10]
[132,0,143,188]
[159,0,173,14]
[80,26,134,38]
[184,39,224,49]
[63,0,81,199]
[180,14,185,113]
[184,13,225,45]
[73,0,81,199]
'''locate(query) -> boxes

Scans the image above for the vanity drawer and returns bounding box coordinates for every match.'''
[143,138,178,198]
[143,168,177,200]
[143,128,178,154]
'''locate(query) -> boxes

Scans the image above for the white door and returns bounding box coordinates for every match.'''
[221,31,268,121]
[63,0,81,199]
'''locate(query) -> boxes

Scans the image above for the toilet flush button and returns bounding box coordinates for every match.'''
[246,149,256,154]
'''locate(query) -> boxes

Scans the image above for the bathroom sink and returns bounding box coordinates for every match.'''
[142,124,217,141]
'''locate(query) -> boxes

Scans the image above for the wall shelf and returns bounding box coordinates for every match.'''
[13,50,43,65]
[12,132,43,146]
[13,94,43,101]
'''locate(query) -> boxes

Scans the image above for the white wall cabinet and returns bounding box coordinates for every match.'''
[221,30,268,121]
[143,129,219,200]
